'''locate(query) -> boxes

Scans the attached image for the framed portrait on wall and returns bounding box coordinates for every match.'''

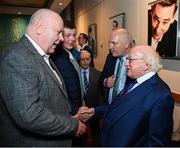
[109,12,125,30]
[88,23,97,58]
[148,0,179,59]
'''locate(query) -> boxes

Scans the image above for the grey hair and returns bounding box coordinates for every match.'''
[142,47,163,72]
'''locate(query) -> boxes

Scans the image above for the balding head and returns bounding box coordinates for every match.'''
[26,9,64,54]
[109,28,134,57]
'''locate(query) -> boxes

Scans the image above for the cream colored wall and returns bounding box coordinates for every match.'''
[74,0,180,94]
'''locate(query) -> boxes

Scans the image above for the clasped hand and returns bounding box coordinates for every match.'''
[77,106,95,122]
[72,106,95,137]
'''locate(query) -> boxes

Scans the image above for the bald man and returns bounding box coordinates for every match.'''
[100,28,134,104]
[0,9,86,147]
[99,45,174,146]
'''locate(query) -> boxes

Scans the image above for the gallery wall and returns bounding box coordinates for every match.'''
[74,0,180,94]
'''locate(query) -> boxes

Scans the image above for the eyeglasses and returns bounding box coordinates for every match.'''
[126,57,144,63]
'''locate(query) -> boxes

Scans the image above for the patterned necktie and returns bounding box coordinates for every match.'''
[120,79,137,95]
[83,71,88,94]
[112,58,123,99]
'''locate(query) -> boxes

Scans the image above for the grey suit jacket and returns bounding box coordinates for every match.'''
[0,36,78,147]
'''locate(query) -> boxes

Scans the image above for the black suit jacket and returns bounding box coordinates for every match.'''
[148,18,177,57]
[83,67,105,146]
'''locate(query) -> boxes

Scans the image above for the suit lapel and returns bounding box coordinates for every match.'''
[40,57,68,98]
[22,36,68,98]
[104,75,158,131]
[69,57,84,102]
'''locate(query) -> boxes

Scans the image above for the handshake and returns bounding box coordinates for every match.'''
[72,106,95,137]
[77,106,95,122]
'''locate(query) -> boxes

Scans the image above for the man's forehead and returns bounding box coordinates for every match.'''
[63,28,76,33]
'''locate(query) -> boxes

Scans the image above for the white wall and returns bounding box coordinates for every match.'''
[74,0,180,94]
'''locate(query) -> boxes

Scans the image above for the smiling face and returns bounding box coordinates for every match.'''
[44,15,64,54]
[26,9,64,54]
[62,28,76,50]
[126,46,150,79]
[151,3,176,41]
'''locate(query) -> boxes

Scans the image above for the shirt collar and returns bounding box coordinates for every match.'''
[63,47,74,60]
[80,67,89,73]
[81,43,88,49]
[25,34,46,57]
[137,72,156,85]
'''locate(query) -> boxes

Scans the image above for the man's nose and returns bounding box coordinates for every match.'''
[59,33,64,41]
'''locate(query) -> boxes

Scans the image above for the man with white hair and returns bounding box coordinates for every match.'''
[99,45,174,146]
[83,45,174,146]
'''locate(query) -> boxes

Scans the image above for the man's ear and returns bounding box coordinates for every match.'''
[36,20,45,35]
[144,63,151,71]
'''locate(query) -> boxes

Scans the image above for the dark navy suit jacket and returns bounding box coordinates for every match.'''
[97,74,174,147]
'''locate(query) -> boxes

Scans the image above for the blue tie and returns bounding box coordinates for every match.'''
[120,80,137,95]
[83,71,88,94]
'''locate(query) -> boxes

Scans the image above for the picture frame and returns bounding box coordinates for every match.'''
[148,0,179,59]
[147,0,180,71]
[88,23,97,58]
[109,12,125,30]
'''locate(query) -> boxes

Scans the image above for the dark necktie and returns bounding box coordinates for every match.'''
[120,79,137,95]
[83,71,88,94]
[112,58,123,99]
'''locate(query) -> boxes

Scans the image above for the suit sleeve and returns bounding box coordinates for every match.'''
[147,92,174,146]
[0,51,78,137]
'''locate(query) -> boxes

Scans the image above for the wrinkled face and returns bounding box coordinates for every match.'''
[43,15,64,54]
[79,51,91,69]
[126,49,148,79]
[151,4,175,41]
[109,32,126,57]
[63,28,76,49]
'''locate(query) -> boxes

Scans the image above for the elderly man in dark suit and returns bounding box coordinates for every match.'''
[0,9,86,147]
[84,45,174,147]
[100,28,134,104]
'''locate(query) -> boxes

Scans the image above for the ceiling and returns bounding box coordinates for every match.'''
[0,0,72,15]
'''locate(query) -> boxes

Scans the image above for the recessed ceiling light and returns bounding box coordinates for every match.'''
[18,12,22,14]
[59,2,62,5]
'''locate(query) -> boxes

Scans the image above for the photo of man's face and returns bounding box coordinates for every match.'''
[148,0,178,57]
[151,3,176,41]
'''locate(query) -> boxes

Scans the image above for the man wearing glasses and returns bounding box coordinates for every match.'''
[81,45,174,146]
[100,28,135,104]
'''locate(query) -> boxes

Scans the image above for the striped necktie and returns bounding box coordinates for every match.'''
[83,71,88,94]
[112,58,123,99]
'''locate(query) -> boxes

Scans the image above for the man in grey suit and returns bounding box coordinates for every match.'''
[0,9,86,147]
